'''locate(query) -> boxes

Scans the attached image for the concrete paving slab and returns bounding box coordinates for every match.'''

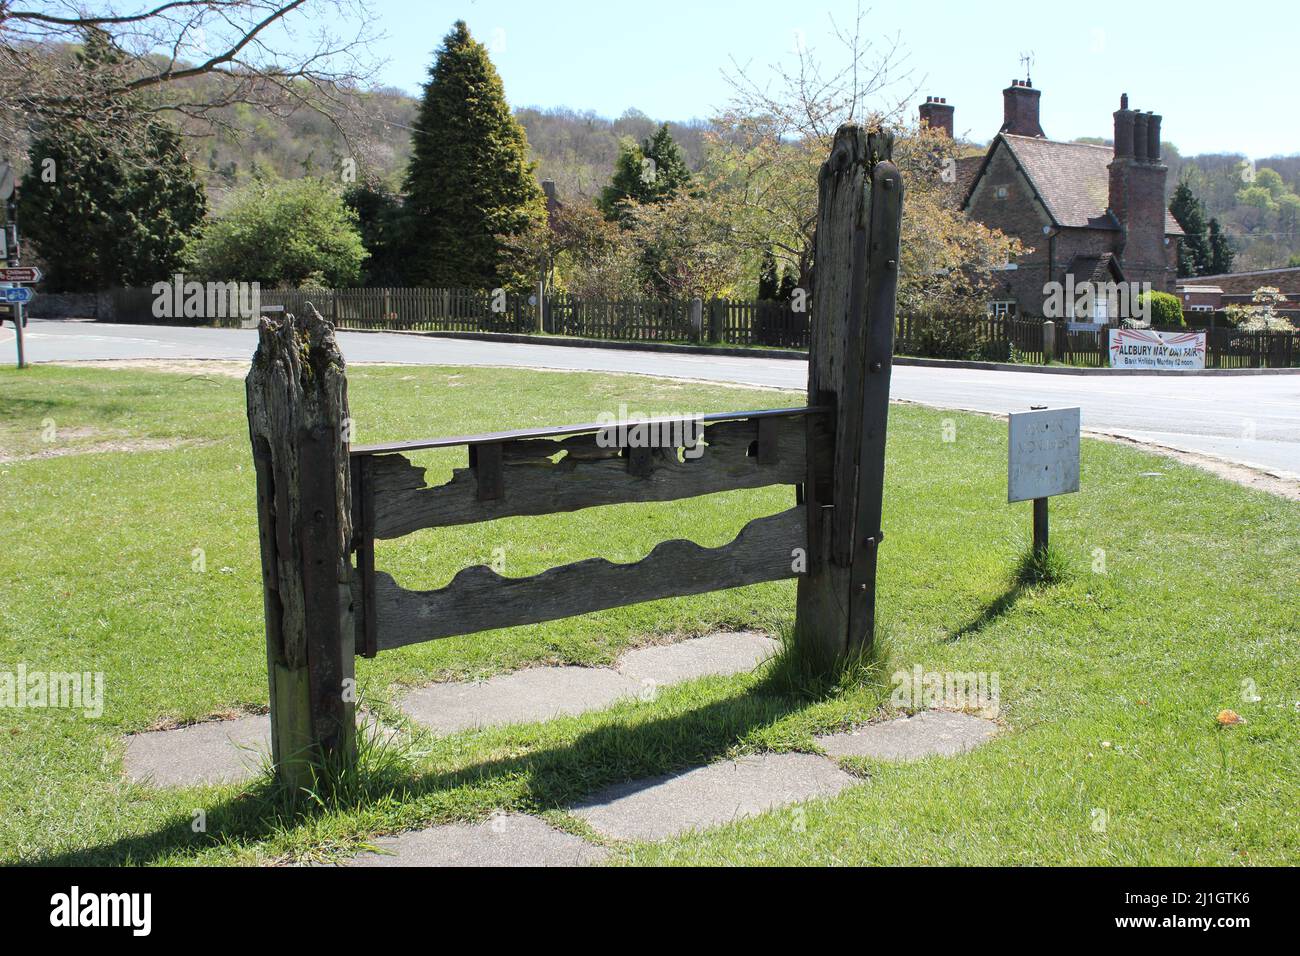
[401,632,779,734]
[401,666,639,734]
[616,631,778,687]
[123,714,270,787]
[816,710,998,761]
[347,813,606,867]
[571,753,857,841]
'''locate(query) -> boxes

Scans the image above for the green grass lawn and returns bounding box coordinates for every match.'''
[0,362,1296,866]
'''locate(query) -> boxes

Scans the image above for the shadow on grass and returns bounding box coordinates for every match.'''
[947,582,1026,642]
[947,545,1071,643]
[25,651,889,867]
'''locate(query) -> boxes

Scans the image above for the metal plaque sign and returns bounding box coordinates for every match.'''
[1008,407,1081,503]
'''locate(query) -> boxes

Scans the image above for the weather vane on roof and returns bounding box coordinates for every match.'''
[1020,51,1035,85]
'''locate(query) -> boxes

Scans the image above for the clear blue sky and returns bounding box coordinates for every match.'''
[361,0,1295,159]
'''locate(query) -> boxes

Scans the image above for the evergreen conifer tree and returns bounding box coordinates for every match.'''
[400,21,546,288]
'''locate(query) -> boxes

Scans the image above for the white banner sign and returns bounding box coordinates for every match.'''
[1008,407,1081,503]
[1108,328,1206,370]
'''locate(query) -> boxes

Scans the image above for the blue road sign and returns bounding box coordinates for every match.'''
[0,286,34,304]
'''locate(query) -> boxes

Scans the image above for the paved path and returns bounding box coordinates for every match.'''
[124,632,779,787]
[14,318,1300,478]
[121,628,998,865]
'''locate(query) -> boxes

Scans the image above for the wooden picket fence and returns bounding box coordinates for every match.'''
[106,284,1298,368]
[545,294,695,341]
[244,126,904,788]
[1057,325,1298,369]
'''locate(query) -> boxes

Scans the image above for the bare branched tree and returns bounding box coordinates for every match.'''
[719,1,916,142]
[705,4,1019,311]
[0,0,384,159]
[709,3,918,285]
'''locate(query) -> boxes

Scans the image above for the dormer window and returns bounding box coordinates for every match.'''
[995,185,1009,200]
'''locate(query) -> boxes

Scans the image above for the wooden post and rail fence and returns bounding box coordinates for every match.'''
[244,125,903,788]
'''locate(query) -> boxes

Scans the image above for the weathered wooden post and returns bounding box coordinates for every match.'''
[794,125,903,665]
[709,298,726,343]
[689,297,704,341]
[246,306,356,791]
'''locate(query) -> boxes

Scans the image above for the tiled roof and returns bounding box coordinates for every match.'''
[1065,252,1124,284]
[970,134,1184,235]
[954,155,984,199]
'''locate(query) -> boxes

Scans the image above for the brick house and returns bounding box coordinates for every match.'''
[1178,266,1300,324]
[920,81,1183,319]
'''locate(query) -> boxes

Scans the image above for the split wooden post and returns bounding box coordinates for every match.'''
[246,306,356,790]
[794,125,904,665]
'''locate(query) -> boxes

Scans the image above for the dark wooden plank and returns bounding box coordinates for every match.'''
[474,441,504,501]
[795,125,900,664]
[351,456,378,659]
[350,405,829,457]
[626,445,653,477]
[368,414,826,538]
[757,415,780,465]
[845,158,903,651]
[374,506,807,648]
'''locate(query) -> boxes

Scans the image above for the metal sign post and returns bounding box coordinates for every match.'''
[1,160,28,369]
[1008,405,1081,555]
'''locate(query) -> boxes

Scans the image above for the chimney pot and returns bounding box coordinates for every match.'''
[1133,111,1150,161]
[1147,113,1162,162]
[1113,99,1135,158]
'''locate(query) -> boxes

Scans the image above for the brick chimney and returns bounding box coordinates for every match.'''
[1000,79,1045,137]
[1108,94,1170,291]
[918,96,954,137]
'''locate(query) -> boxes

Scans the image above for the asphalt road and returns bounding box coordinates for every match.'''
[7,318,1300,479]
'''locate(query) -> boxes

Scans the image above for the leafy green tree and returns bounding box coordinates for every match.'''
[192,178,367,287]
[1277,193,1300,238]
[757,248,779,300]
[597,123,691,222]
[1140,290,1185,327]
[400,21,546,288]
[1254,167,1286,200]
[777,269,798,301]
[344,182,405,286]
[1236,184,1276,212]
[1208,218,1235,274]
[17,30,206,291]
[1169,180,1210,278]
